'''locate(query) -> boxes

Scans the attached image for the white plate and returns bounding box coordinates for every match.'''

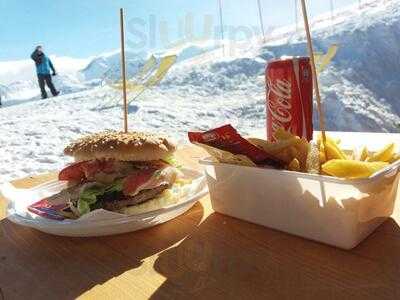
[2,168,208,237]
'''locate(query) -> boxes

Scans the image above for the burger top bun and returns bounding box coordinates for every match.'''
[64,131,176,162]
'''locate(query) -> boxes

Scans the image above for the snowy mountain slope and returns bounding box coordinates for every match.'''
[79,41,221,83]
[155,40,221,62]
[158,0,400,132]
[1,0,400,183]
[80,50,146,81]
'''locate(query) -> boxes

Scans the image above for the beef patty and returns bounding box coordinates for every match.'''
[102,184,169,211]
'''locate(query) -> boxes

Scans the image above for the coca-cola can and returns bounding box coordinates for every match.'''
[266,56,313,142]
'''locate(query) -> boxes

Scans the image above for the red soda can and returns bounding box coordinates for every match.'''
[266,57,313,142]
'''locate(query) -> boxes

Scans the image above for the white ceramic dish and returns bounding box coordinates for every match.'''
[1,168,208,237]
[200,159,400,249]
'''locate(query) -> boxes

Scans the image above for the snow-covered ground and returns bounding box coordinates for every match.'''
[1,0,400,183]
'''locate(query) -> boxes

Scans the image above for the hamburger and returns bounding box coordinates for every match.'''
[56,131,181,218]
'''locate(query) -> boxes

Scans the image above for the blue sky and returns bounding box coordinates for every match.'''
[0,0,357,61]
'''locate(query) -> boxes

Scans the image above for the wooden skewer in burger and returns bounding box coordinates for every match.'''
[53,10,181,218]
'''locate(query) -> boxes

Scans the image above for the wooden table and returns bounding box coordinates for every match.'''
[1,146,400,300]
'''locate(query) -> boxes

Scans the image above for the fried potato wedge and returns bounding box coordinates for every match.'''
[367,143,395,163]
[274,128,295,140]
[325,141,347,160]
[288,158,301,172]
[248,135,310,171]
[360,146,369,161]
[322,160,388,179]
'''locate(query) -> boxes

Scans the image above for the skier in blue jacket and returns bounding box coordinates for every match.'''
[31,45,59,99]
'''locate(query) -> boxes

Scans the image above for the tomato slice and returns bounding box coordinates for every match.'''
[81,160,115,178]
[58,161,88,182]
[101,160,115,174]
[81,160,102,179]
[123,169,155,195]
[59,160,116,182]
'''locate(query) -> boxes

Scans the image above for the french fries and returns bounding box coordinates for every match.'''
[322,160,388,179]
[250,130,398,178]
[196,127,398,179]
[315,134,398,178]
[274,128,294,140]
[317,134,347,160]
[360,146,369,161]
[248,137,301,156]
[325,141,347,160]
[249,128,310,171]
[288,158,300,172]
[367,143,395,162]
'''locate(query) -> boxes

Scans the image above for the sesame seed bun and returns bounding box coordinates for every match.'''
[64,131,176,162]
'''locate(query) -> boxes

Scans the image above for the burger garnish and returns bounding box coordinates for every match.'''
[56,131,182,218]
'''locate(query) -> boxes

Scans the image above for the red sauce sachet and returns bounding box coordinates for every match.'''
[188,124,283,166]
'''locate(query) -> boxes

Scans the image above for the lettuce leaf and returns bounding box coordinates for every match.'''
[163,155,182,168]
[78,184,105,215]
[78,180,125,215]
[105,179,124,193]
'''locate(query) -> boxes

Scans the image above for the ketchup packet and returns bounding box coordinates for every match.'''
[28,192,74,221]
[188,124,282,166]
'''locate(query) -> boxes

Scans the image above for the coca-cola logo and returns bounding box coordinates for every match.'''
[268,78,292,139]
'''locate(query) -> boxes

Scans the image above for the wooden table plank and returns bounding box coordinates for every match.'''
[1,145,400,300]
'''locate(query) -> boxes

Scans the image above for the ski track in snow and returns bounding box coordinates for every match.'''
[1,0,400,183]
